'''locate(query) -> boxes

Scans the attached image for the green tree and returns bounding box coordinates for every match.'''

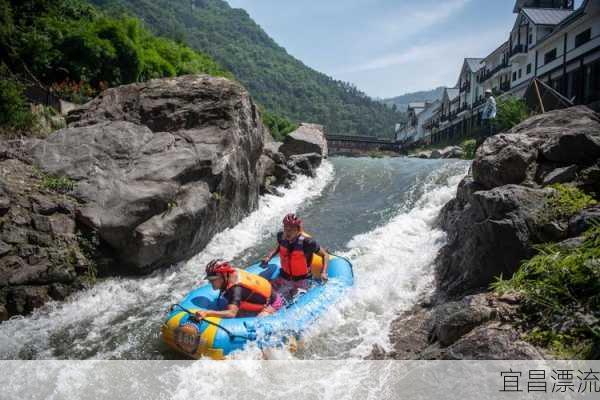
[495,96,530,133]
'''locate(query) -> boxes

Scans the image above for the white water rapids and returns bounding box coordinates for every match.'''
[0,157,470,368]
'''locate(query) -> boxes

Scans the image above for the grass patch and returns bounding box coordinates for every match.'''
[460,139,477,160]
[41,175,75,193]
[546,184,597,220]
[492,225,600,359]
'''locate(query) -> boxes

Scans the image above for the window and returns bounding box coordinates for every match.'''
[544,49,557,64]
[529,34,533,45]
[518,69,522,79]
[527,63,532,74]
[513,71,517,82]
[575,29,591,48]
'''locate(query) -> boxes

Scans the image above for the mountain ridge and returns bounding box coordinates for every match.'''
[90,0,405,137]
[381,87,445,112]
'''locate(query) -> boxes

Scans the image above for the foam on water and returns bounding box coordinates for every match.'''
[293,161,469,359]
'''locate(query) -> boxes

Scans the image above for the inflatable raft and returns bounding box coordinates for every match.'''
[160,255,353,359]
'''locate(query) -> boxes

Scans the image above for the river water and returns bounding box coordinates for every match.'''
[0,157,469,360]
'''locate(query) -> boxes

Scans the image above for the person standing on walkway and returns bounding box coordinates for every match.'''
[481,89,497,138]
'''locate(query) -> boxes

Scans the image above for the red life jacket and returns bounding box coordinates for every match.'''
[279,235,311,279]
[226,269,272,313]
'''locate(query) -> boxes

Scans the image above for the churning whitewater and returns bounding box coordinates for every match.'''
[0,157,469,360]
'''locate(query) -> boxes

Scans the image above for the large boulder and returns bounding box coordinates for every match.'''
[437,184,553,297]
[280,123,328,159]
[438,106,600,298]
[472,106,600,190]
[31,75,266,273]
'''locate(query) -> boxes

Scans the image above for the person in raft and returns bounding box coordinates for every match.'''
[261,213,330,301]
[195,259,284,320]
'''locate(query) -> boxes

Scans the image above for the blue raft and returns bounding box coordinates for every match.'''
[160,255,354,359]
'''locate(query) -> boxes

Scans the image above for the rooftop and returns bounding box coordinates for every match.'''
[522,7,574,25]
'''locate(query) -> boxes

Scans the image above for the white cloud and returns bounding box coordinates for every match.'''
[337,27,509,96]
[379,0,472,36]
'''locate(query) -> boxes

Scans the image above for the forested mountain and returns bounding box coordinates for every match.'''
[381,87,445,112]
[0,0,231,136]
[90,0,404,137]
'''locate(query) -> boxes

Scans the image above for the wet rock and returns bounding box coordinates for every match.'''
[541,165,578,185]
[280,123,328,159]
[6,285,50,316]
[288,154,316,177]
[49,283,72,301]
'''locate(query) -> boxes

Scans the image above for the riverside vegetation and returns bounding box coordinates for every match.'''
[0,0,295,139]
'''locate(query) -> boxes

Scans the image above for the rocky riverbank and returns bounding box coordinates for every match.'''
[377,106,600,360]
[0,75,327,321]
[410,146,465,160]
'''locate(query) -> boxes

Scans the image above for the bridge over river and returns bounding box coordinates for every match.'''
[326,134,400,155]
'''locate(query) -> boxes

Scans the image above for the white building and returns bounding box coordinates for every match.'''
[419,0,600,146]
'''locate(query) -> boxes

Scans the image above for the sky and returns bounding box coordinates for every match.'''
[224,0,583,99]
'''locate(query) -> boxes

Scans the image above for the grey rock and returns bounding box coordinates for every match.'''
[1,226,27,245]
[557,236,584,250]
[31,214,51,233]
[0,196,9,216]
[472,133,541,189]
[432,146,464,159]
[568,205,600,237]
[33,75,266,273]
[29,195,61,215]
[6,285,50,316]
[288,153,322,178]
[437,185,553,297]
[542,165,579,185]
[443,325,544,360]
[0,303,7,321]
[280,123,328,158]
[430,295,495,347]
[0,241,11,257]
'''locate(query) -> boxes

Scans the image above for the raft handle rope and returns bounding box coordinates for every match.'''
[170,304,251,341]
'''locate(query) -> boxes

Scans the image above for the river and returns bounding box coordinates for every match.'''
[0,157,469,360]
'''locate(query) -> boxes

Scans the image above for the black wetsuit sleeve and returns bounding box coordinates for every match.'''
[276,231,283,246]
[223,286,243,307]
[303,237,320,254]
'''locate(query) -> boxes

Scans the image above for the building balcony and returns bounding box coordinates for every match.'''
[460,81,471,92]
[477,62,509,83]
[509,44,527,59]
